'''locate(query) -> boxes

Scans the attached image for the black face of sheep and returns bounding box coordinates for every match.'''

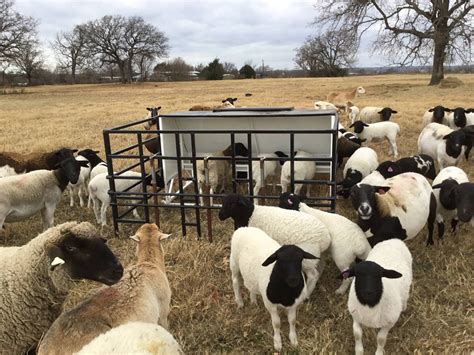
[47,231,123,285]
[278,192,301,211]
[378,107,397,121]
[349,121,369,134]
[376,161,401,178]
[263,245,318,297]
[57,157,88,185]
[443,130,466,158]
[433,179,458,210]
[339,261,402,307]
[274,151,289,165]
[429,105,451,123]
[455,183,474,224]
[144,173,165,188]
[46,148,78,169]
[218,194,254,228]
[233,143,249,157]
[452,107,467,128]
[222,97,237,104]
[350,184,390,220]
[337,169,363,193]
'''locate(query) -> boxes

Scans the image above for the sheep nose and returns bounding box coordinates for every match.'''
[359,204,371,215]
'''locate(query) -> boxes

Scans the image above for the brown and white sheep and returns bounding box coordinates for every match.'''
[37,223,172,355]
[327,87,366,112]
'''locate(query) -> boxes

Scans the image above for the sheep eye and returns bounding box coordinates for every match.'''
[65,246,77,252]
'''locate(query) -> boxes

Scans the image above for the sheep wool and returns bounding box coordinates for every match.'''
[76,322,182,355]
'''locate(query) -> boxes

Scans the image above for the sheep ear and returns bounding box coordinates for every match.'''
[375,186,390,194]
[160,233,171,240]
[428,108,434,112]
[383,269,402,279]
[262,252,278,266]
[349,123,355,128]
[157,106,162,110]
[302,251,319,260]
[233,98,237,101]
[79,160,89,167]
[363,123,369,127]
[444,108,452,112]
[72,149,78,153]
[377,110,383,114]
[146,107,152,111]
[221,99,226,103]
[443,133,452,140]
[338,268,354,280]
[432,183,442,189]
[93,150,100,154]
[391,110,398,114]
[129,234,140,242]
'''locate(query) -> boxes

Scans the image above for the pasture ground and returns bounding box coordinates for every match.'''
[1,74,473,353]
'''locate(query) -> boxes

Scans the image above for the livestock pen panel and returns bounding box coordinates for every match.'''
[103,107,338,240]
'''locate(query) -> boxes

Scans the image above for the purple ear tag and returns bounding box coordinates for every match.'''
[287,199,293,205]
[341,269,351,279]
[388,167,394,172]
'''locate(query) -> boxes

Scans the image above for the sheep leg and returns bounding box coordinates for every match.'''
[230,261,244,308]
[253,183,261,205]
[391,141,398,158]
[451,218,459,236]
[87,194,92,209]
[100,202,108,226]
[68,186,74,207]
[287,305,298,347]
[304,267,319,298]
[353,320,364,355]
[41,203,56,231]
[265,302,282,351]
[132,205,141,219]
[334,260,353,295]
[426,192,436,246]
[375,325,392,355]
[78,185,85,207]
[436,214,445,240]
[250,292,257,305]
[92,197,101,224]
[158,303,170,330]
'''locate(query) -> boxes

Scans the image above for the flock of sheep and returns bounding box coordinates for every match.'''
[0,87,472,353]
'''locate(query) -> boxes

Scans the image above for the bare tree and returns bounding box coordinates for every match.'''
[12,38,43,84]
[294,30,357,77]
[0,0,38,62]
[82,15,169,83]
[223,61,238,74]
[315,0,473,85]
[154,57,193,81]
[51,25,86,84]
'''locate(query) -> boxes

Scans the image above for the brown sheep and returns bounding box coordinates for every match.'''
[143,106,162,155]
[37,223,172,355]
[327,87,366,112]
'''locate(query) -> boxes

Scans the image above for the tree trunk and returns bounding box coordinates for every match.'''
[429,32,448,85]
[118,62,127,84]
[71,61,76,84]
[127,58,133,83]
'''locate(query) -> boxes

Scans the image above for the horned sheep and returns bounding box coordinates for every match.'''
[341,239,412,355]
[219,194,331,296]
[0,222,123,354]
[38,223,171,355]
[279,193,371,295]
[230,227,318,351]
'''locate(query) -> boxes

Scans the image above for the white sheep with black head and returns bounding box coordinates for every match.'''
[359,106,398,123]
[230,227,318,351]
[349,172,437,246]
[349,120,400,158]
[340,239,412,355]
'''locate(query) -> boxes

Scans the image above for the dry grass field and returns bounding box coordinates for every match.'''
[0,74,473,353]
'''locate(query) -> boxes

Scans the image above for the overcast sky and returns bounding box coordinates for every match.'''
[15,0,387,70]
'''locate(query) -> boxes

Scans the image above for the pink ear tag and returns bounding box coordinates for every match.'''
[388,167,394,172]
[342,269,351,279]
[378,188,387,195]
[287,199,293,205]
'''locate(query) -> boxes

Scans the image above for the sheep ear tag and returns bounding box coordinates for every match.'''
[387,167,394,173]
[50,257,65,270]
[287,198,293,205]
[341,269,351,279]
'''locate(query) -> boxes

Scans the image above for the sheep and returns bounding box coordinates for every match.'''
[230,226,318,351]
[340,239,412,355]
[327,86,366,112]
[67,155,91,207]
[314,100,338,110]
[0,221,123,354]
[196,142,249,204]
[445,107,474,129]
[349,121,400,158]
[38,223,171,355]
[359,106,398,123]
[219,194,331,296]
[0,156,89,231]
[337,147,378,198]
[376,154,437,180]
[417,123,472,169]
[431,167,471,239]
[252,151,289,204]
[88,171,161,226]
[348,105,360,124]
[0,147,77,178]
[77,149,109,208]
[422,105,452,126]
[143,106,162,154]
[76,322,182,355]
[337,136,361,168]
[279,193,371,295]
[280,150,316,197]
[189,97,237,111]
[350,172,437,246]
[338,127,365,145]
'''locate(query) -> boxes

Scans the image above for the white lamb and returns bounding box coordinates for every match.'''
[314,100,338,110]
[88,171,148,226]
[279,193,371,295]
[359,107,398,123]
[417,123,467,169]
[337,147,378,197]
[230,227,318,351]
[280,150,316,196]
[219,194,331,296]
[342,239,412,355]
[67,155,91,207]
[348,105,360,124]
[252,152,287,204]
[350,121,400,158]
[76,322,182,355]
